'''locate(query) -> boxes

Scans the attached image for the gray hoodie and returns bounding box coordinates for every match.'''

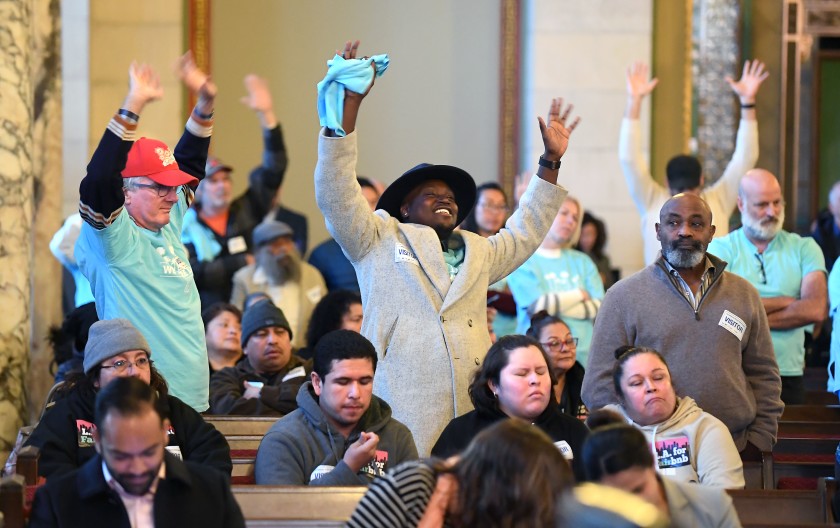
[605,397,745,489]
[254,382,418,485]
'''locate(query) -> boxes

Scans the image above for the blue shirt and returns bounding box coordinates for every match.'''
[708,228,826,376]
[507,248,605,367]
[76,189,209,411]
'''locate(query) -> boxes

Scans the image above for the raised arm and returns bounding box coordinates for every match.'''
[173,51,216,182]
[725,59,768,123]
[624,61,658,120]
[79,62,163,229]
[240,74,289,216]
[329,40,372,137]
[536,97,580,186]
[619,62,664,213]
[314,40,388,264]
[709,60,767,205]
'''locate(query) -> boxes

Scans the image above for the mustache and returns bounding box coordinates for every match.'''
[669,239,702,251]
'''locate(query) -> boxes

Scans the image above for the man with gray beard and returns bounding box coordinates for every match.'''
[583,193,782,457]
[709,169,827,404]
[230,220,326,349]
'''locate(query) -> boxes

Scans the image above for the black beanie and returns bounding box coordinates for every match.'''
[240,300,292,346]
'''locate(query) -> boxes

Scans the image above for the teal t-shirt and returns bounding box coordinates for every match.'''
[708,228,826,376]
[507,248,605,367]
[76,189,209,411]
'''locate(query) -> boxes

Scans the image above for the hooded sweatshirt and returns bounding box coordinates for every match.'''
[254,382,418,485]
[605,397,744,489]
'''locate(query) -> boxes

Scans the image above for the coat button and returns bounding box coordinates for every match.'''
[440,316,445,323]
[474,357,480,365]
[468,319,473,327]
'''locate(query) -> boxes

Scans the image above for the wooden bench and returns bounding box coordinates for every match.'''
[232,486,366,527]
[727,477,837,525]
[0,475,25,528]
[782,405,840,422]
[204,416,281,436]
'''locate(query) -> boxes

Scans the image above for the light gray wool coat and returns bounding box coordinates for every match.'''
[314,131,567,455]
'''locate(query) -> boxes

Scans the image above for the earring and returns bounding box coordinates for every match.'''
[402,212,408,218]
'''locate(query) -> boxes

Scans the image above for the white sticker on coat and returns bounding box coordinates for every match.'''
[719,310,746,341]
[555,440,574,460]
[394,242,420,266]
[306,286,324,304]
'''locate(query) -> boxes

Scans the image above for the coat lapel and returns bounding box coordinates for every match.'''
[440,232,481,312]
[397,223,451,302]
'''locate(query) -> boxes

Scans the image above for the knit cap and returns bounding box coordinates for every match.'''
[241,300,293,346]
[83,319,151,374]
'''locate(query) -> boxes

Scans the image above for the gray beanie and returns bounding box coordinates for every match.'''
[252,220,294,247]
[83,319,152,374]
[241,300,292,346]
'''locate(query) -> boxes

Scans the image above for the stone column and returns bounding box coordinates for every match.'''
[0,0,63,464]
[28,0,63,424]
[691,0,741,182]
[0,0,35,462]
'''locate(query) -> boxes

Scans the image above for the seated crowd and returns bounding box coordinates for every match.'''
[21,39,832,528]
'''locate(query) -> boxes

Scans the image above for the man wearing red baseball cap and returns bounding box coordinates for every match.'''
[75,53,216,412]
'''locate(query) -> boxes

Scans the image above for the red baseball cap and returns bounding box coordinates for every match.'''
[121,137,199,186]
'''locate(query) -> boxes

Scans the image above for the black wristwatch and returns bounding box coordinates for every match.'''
[538,156,562,170]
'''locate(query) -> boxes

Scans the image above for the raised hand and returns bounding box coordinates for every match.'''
[538,98,580,162]
[176,51,217,115]
[241,74,277,128]
[241,74,273,113]
[725,59,768,104]
[626,61,659,99]
[339,40,375,98]
[123,61,163,114]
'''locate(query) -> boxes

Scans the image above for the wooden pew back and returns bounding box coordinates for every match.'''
[727,477,836,525]
[232,486,366,527]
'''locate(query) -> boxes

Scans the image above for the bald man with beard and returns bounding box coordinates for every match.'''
[709,169,827,404]
[230,220,326,349]
[583,193,783,457]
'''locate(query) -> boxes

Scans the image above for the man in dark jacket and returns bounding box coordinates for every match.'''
[29,377,245,528]
[209,301,311,415]
[181,74,294,309]
[254,330,417,485]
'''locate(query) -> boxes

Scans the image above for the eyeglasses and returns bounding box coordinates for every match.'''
[541,337,578,351]
[101,357,153,373]
[478,202,510,213]
[754,253,767,285]
[133,182,178,197]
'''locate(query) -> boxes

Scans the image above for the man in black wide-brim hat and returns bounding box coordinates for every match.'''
[314,40,580,456]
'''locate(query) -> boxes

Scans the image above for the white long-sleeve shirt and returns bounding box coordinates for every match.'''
[618,118,759,265]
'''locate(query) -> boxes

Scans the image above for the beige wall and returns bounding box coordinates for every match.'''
[524,0,653,276]
[210,0,501,251]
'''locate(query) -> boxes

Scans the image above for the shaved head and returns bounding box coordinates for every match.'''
[737,168,784,242]
[660,193,713,225]
[739,169,782,200]
[656,193,716,269]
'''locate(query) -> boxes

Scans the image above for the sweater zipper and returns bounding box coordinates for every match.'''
[692,267,724,320]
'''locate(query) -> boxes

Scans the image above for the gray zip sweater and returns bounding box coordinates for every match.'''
[254,382,418,485]
[582,255,782,452]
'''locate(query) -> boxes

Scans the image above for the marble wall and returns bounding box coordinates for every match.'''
[522,0,653,275]
[0,0,35,461]
[28,0,64,426]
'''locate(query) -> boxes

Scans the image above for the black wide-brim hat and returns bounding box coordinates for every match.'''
[376,163,477,226]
